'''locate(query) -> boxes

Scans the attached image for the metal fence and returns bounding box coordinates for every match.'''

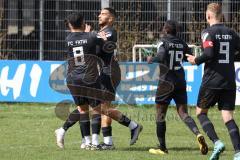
[0,0,239,61]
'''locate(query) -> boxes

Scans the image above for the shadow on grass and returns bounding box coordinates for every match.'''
[119,146,151,151]
[119,146,217,152]
[168,146,203,151]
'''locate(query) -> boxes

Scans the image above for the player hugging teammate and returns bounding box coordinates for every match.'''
[55,9,142,151]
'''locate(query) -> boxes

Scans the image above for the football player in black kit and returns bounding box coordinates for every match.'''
[147,20,208,155]
[55,12,142,150]
[97,8,122,150]
[79,8,128,150]
[186,3,240,160]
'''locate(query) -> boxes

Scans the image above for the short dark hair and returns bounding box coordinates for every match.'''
[103,7,117,17]
[65,12,84,29]
[162,20,179,36]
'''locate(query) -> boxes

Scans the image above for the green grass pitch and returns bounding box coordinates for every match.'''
[0,103,239,160]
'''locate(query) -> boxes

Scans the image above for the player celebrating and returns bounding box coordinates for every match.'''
[186,3,240,160]
[97,8,121,150]
[55,12,142,150]
[80,7,141,150]
[54,12,107,150]
[147,20,208,155]
[79,7,123,150]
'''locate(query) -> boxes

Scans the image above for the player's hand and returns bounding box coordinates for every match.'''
[98,31,107,41]
[147,56,153,64]
[84,24,91,32]
[186,54,196,65]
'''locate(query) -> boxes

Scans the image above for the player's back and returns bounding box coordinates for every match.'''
[201,24,239,89]
[66,32,100,83]
[158,35,189,89]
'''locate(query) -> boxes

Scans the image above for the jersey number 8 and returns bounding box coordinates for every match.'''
[73,46,85,66]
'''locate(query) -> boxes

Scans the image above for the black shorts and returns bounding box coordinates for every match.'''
[99,73,120,101]
[155,82,187,105]
[99,63,121,101]
[197,86,236,110]
[66,75,101,108]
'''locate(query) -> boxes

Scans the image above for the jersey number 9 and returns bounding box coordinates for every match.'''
[219,42,229,64]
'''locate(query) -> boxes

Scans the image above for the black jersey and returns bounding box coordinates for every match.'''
[195,24,240,89]
[97,26,117,66]
[66,32,103,82]
[152,34,190,89]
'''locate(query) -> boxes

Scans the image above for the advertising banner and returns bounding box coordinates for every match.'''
[0,60,239,105]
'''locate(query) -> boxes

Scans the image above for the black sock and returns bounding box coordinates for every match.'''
[102,126,112,137]
[80,124,84,139]
[156,121,166,150]
[63,109,80,131]
[182,116,200,136]
[118,115,131,127]
[198,113,219,143]
[225,119,240,153]
[79,113,90,137]
[92,114,101,135]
